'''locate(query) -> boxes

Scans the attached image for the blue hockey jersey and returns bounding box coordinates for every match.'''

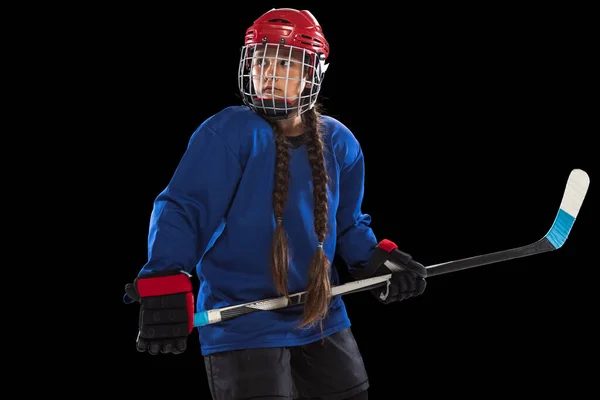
[138,105,379,355]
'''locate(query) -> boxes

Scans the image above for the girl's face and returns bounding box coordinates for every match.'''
[251,45,309,102]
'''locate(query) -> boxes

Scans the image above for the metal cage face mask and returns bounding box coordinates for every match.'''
[238,43,328,120]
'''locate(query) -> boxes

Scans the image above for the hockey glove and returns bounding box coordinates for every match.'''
[124,269,195,355]
[353,239,427,304]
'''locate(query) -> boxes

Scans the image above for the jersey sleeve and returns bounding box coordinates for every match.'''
[335,145,379,273]
[137,123,243,277]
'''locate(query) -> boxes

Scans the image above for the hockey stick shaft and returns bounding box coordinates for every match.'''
[193,169,589,327]
[193,274,393,327]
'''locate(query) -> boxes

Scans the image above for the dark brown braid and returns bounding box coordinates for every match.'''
[271,130,291,299]
[269,102,331,330]
[298,103,330,329]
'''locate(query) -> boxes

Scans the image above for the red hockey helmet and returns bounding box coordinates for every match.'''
[244,8,329,60]
[238,8,330,120]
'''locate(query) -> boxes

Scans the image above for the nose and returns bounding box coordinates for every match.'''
[263,61,278,81]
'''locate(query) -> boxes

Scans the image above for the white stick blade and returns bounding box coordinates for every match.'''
[545,169,590,248]
[559,168,590,218]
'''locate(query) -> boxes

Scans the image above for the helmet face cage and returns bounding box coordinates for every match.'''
[238,42,327,120]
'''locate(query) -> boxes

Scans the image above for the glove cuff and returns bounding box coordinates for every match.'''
[136,271,193,297]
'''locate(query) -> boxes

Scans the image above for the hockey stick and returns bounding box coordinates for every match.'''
[193,169,590,328]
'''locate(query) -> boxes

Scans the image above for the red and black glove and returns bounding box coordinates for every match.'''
[353,239,427,304]
[124,269,195,355]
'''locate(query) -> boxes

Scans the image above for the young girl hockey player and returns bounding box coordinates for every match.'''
[125,8,427,400]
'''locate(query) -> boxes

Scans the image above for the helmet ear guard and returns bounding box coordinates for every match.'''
[315,52,329,80]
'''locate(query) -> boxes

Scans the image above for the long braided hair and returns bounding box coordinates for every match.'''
[270,102,330,329]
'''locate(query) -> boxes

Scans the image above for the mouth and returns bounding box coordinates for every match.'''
[263,87,281,93]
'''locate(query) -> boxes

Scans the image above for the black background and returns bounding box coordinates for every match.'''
[82,1,597,397]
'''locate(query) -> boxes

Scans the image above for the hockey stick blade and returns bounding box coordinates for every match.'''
[425,168,589,277]
[192,169,589,327]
